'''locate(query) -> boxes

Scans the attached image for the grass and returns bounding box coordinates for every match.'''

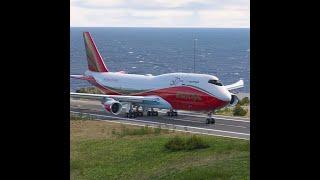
[114,125,168,137]
[70,115,249,180]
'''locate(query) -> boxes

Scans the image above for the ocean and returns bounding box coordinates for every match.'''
[70,27,250,92]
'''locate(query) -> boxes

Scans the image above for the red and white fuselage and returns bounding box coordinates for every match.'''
[83,71,232,111]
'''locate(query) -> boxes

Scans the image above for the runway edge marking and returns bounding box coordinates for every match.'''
[70,111,250,140]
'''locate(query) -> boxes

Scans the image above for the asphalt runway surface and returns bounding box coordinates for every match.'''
[70,98,250,140]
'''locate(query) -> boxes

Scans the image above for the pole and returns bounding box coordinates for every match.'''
[193,37,197,73]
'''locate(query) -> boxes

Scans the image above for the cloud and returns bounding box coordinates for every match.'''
[70,0,249,28]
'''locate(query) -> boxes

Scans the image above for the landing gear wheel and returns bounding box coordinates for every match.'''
[206,118,215,124]
[210,118,215,124]
[147,110,158,116]
[153,111,158,116]
[167,111,177,117]
[126,110,137,119]
[126,112,132,118]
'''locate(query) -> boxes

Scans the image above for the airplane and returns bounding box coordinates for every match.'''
[70,32,244,124]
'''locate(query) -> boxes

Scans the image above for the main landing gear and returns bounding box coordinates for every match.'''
[125,106,159,118]
[126,109,143,118]
[126,105,144,118]
[206,112,215,124]
[147,108,158,116]
[167,110,178,117]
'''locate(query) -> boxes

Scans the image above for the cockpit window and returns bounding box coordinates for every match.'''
[208,79,223,86]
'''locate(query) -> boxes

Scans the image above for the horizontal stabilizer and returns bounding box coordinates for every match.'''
[70,75,94,81]
[225,79,244,91]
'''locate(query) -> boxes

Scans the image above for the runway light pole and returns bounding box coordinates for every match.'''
[193,37,197,73]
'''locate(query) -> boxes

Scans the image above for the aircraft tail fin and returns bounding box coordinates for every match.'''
[83,32,109,72]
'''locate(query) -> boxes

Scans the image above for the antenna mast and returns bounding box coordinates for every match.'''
[193,36,197,73]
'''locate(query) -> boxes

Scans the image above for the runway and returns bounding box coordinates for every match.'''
[70,98,250,140]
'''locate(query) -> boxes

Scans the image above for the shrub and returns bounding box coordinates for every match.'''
[165,136,186,151]
[239,97,250,106]
[185,135,209,150]
[165,135,209,151]
[233,104,247,116]
[215,107,232,115]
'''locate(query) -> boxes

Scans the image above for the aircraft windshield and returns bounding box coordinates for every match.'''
[208,79,223,86]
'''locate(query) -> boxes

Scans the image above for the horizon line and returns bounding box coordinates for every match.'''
[70,26,250,29]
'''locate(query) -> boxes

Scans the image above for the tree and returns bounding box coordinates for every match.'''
[233,104,247,116]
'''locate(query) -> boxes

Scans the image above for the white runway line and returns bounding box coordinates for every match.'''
[177,111,250,120]
[158,110,250,122]
[161,117,248,129]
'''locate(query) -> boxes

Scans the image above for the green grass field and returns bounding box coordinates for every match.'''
[71,117,250,180]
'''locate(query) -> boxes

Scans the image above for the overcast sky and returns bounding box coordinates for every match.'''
[70,0,249,28]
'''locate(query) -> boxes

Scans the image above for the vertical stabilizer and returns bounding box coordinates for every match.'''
[83,32,109,72]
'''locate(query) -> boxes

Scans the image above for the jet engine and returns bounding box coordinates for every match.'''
[102,98,122,115]
[229,94,239,106]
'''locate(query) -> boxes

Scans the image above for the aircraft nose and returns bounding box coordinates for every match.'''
[220,91,232,102]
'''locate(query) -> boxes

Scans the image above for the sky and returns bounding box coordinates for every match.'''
[70,0,250,28]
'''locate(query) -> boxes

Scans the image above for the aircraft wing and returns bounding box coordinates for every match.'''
[225,79,244,91]
[70,75,94,81]
[70,75,85,79]
[70,92,172,109]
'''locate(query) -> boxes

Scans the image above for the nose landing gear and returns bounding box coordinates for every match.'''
[167,110,178,117]
[206,112,215,124]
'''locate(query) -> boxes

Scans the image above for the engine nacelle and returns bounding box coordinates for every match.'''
[229,94,239,106]
[102,98,122,115]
